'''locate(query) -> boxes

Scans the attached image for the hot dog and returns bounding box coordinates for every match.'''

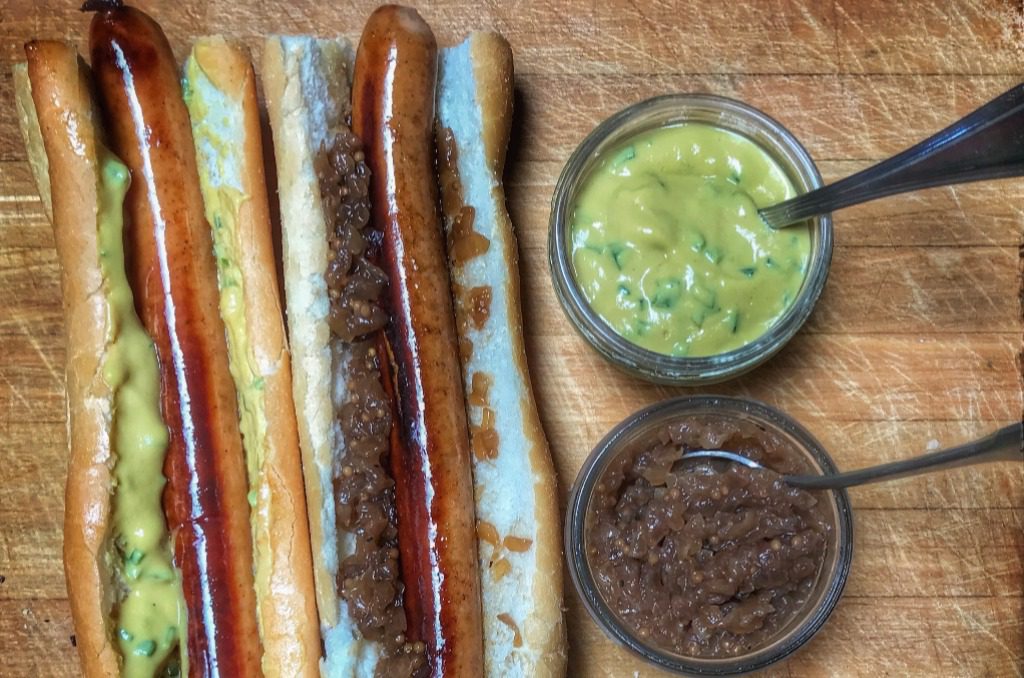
[261,5,485,676]
[17,2,320,675]
[21,38,186,677]
[263,6,567,678]
[19,4,564,676]
[353,6,484,677]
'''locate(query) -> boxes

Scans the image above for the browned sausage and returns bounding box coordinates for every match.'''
[351,5,484,677]
[87,3,262,676]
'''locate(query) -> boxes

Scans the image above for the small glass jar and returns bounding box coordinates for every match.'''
[565,395,854,676]
[548,95,833,384]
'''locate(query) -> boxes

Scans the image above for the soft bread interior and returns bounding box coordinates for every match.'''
[437,33,566,677]
[261,35,380,678]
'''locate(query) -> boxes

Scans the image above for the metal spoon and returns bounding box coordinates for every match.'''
[760,83,1024,229]
[682,422,1022,490]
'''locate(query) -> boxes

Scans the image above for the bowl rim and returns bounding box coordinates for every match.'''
[564,395,855,675]
[548,93,834,385]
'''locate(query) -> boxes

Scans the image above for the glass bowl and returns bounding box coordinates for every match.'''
[565,395,854,675]
[548,94,833,384]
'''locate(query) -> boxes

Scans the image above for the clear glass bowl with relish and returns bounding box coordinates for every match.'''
[548,94,833,384]
[565,395,854,675]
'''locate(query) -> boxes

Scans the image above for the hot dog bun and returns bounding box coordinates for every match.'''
[20,40,186,676]
[436,32,567,677]
[183,36,321,677]
[261,35,382,675]
[20,41,122,677]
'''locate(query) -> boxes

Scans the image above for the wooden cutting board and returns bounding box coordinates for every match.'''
[1,1,1021,675]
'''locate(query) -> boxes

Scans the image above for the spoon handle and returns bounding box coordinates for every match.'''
[787,422,1023,490]
[760,83,1024,229]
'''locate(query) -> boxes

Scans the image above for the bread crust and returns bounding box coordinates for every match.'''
[23,40,119,678]
[471,35,566,676]
[260,34,356,641]
[437,32,566,677]
[187,36,321,678]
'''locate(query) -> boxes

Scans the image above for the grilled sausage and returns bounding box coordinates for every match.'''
[88,4,262,675]
[351,6,485,676]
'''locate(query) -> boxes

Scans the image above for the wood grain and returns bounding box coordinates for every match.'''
[1,1,1021,676]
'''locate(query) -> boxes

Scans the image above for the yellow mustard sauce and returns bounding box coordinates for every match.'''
[571,123,810,357]
[97,151,186,677]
